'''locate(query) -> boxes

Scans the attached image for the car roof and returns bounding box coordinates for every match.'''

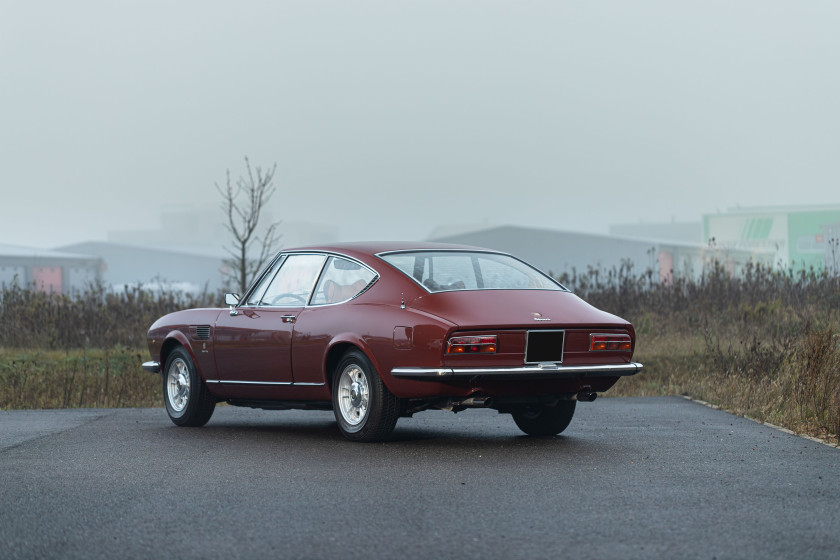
[278,241,503,260]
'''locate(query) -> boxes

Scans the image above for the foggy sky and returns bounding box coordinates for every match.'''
[2,1,839,250]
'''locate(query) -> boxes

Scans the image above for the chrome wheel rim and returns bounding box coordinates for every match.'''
[337,364,369,426]
[167,358,190,413]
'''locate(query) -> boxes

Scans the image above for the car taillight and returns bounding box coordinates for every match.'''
[447,335,497,354]
[589,334,632,351]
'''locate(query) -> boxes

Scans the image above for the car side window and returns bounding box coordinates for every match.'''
[258,254,326,306]
[245,257,285,306]
[311,257,376,305]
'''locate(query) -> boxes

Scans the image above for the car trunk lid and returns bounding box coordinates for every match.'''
[408,289,628,330]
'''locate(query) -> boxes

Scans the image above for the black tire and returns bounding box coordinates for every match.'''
[332,349,401,442]
[511,400,576,436]
[163,347,216,427]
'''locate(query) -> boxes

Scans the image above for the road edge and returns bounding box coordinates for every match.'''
[682,395,839,450]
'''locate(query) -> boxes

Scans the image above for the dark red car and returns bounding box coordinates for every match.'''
[143,242,642,441]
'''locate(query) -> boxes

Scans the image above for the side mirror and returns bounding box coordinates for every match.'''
[225,293,240,315]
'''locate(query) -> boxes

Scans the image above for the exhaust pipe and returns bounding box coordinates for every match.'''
[576,391,597,402]
[460,397,493,407]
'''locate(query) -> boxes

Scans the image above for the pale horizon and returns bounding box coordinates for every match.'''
[3,1,839,250]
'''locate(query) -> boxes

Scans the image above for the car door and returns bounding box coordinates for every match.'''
[213,253,327,391]
[291,256,379,385]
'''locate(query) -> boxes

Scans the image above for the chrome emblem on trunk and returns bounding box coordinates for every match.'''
[532,312,551,321]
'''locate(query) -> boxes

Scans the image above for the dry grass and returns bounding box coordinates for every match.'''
[611,311,840,445]
[1,265,838,446]
[0,280,220,349]
[560,260,840,444]
[0,347,159,409]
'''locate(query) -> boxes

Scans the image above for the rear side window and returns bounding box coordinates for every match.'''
[379,251,565,293]
[311,257,376,305]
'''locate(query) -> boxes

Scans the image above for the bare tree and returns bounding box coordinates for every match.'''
[216,157,281,293]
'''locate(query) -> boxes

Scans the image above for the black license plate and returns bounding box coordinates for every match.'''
[525,330,565,363]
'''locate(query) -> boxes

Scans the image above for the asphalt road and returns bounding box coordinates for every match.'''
[1,397,838,559]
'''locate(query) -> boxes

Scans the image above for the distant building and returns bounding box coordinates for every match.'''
[430,225,772,283]
[0,245,102,294]
[427,223,499,240]
[107,207,339,254]
[56,242,226,294]
[609,221,703,244]
[704,205,840,271]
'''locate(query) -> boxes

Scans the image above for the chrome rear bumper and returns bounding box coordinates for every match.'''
[391,362,643,379]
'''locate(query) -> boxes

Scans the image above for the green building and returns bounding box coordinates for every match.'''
[703,205,840,272]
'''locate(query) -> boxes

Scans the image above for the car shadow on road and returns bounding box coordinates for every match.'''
[178,416,615,455]
[181,419,342,442]
[149,407,639,456]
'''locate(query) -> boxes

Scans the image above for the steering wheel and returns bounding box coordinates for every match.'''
[265,292,307,305]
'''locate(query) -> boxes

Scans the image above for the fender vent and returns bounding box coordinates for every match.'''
[190,325,211,340]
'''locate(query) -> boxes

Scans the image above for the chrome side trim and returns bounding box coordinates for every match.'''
[391,362,643,378]
[390,368,453,377]
[206,380,294,386]
[142,361,161,373]
[204,380,326,386]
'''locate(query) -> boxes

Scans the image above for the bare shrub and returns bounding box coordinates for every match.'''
[0,281,221,350]
[789,326,840,438]
[0,347,159,409]
[2,258,839,440]
[563,260,840,442]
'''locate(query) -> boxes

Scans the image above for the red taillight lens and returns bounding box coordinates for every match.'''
[589,334,632,352]
[447,335,497,354]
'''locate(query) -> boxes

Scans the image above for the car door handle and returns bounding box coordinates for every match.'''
[280,315,296,323]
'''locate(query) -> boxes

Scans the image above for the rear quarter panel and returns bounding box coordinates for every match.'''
[291,299,457,398]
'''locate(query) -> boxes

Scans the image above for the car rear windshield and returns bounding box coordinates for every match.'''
[379,251,566,293]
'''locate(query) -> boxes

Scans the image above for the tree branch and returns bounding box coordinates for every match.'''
[217,157,282,292]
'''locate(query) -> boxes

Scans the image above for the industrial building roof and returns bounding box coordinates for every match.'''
[0,244,100,261]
